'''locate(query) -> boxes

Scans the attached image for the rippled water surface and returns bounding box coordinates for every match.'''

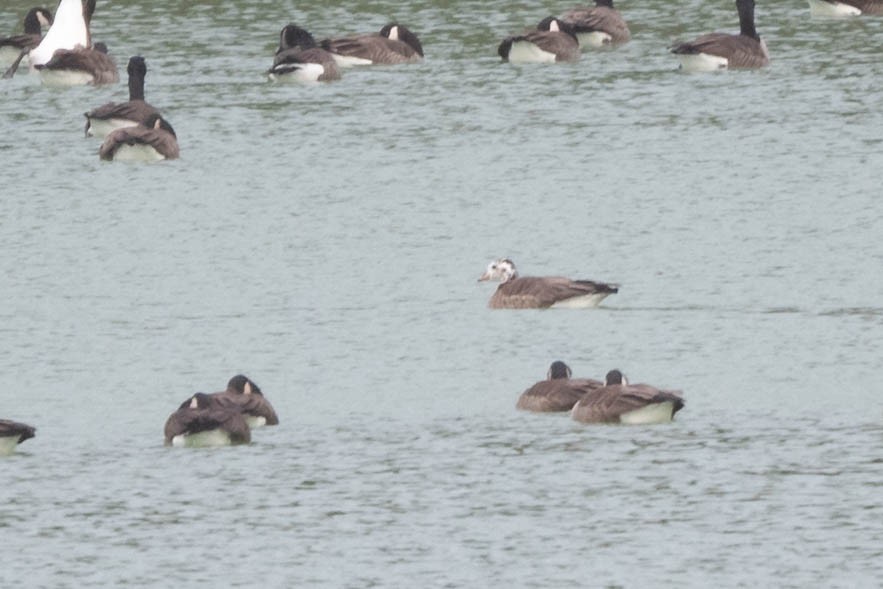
[1,0,882,586]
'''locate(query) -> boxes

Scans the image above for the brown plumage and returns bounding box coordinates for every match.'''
[498,17,580,63]
[85,55,160,137]
[320,23,424,66]
[0,419,36,444]
[163,393,251,446]
[99,113,179,161]
[816,0,883,14]
[268,24,341,82]
[37,42,119,84]
[0,7,53,55]
[559,1,631,46]
[571,370,685,424]
[479,258,618,309]
[517,361,603,412]
[671,0,769,69]
[209,374,279,426]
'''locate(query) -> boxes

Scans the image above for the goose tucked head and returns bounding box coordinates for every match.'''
[278,24,318,52]
[380,23,424,56]
[536,16,576,38]
[547,361,572,380]
[143,113,176,137]
[605,369,628,386]
[478,258,518,283]
[181,392,212,410]
[227,374,263,397]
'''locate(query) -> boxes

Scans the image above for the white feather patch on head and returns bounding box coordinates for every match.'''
[244,382,252,395]
[387,25,400,40]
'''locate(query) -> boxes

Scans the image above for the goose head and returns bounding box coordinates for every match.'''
[478,258,518,283]
[547,361,572,380]
[605,369,628,386]
[226,374,263,396]
[380,23,424,57]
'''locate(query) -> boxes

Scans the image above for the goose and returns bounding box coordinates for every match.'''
[808,0,882,15]
[671,0,769,71]
[571,370,685,424]
[478,258,618,309]
[268,24,341,83]
[99,112,179,161]
[516,361,604,412]
[84,56,160,138]
[0,7,53,69]
[498,17,580,63]
[208,374,279,428]
[0,419,36,456]
[164,393,251,447]
[28,0,89,68]
[559,1,631,47]
[36,39,118,85]
[320,23,424,67]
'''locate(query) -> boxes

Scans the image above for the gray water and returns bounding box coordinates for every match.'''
[1,0,882,586]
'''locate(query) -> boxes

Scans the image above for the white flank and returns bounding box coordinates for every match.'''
[29,0,89,67]
[577,31,613,48]
[619,402,675,425]
[507,40,557,64]
[171,429,232,448]
[807,0,862,16]
[0,436,20,456]
[246,415,267,428]
[40,68,95,87]
[110,143,167,162]
[270,63,325,83]
[86,118,140,139]
[330,53,373,67]
[551,292,611,309]
[677,52,729,72]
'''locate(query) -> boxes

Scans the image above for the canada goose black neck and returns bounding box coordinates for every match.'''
[737,0,760,39]
[127,55,146,100]
[596,0,615,7]
[23,7,53,35]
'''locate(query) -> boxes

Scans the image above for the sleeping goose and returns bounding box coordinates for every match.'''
[0,7,53,69]
[498,16,580,63]
[163,393,251,447]
[808,0,882,15]
[84,56,160,138]
[99,112,179,161]
[208,374,279,428]
[478,258,618,309]
[268,24,341,83]
[0,419,36,456]
[559,1,631,47]
[670,0,769,71]
[571,370,685,424]
[516,361,603,412]
[320,23,424,67]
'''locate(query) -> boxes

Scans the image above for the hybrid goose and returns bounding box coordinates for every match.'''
[478,258,619,309]
[320,23,424,67]
[516,361,603,412]
[85,55,160,138]
[670,0,769,71]
[559,1,631,47]
[571,370,685,424]
[0,7,53,70]
[99,112,179,161]
[808,0,882,15]
[498,17,580,63]
[0,419,36,456]
[164,393,251,447]
[208,374,279,428]
[268,24,341,83]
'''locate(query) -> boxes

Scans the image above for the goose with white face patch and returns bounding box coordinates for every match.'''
[670,0,769,72]
[208,374,279,429]
[808,0,882,15]
[320,23,424,67]
[85,56,161,138]
[516,361,604,412]
[0,419,36,456]
[571,370,685,425]
[164,393,251,448]
[99,113,179,162]
[559,0,631,47]
[0,7,53,69]
[268,24,341,83]
[478,258,618,309]
[498,17,580,63]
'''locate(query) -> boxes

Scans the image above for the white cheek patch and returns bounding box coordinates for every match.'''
[244,382,252,395]
[387,26,399,40]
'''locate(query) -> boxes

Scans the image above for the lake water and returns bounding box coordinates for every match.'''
[1,0,881,586]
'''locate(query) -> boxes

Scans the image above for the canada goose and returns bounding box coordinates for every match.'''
[671,0,769,71]
[320,23,424,67]
[268,24,341,83]
[209,374,279,428]
[84,56,160,138]
[516,361,604,412]
[559,1,631,47]
[498,17,580,63]
[0,419,36,456]
[99,112,179,161]
[0,7,53,69]
[28,0,89,68]
[571,370,685,424]
[36,39,118,85]
[478,258,618,309]
[808,0,882,15]
[164,393,251,447]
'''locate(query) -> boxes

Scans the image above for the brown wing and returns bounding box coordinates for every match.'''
[844,0,883,14]
[572,384,685,423]
[517,378,603,412]
[41,47,119,84]
[321,35,421,64]
[560,7,630,43]
[671,33,769,68]
[0,33,40,51]
[99,125,179,160]
[491,276,617,308]
[211,392,279,425]
[163,407,251,445]
[0,419,36,443]
[85,99,160,124]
